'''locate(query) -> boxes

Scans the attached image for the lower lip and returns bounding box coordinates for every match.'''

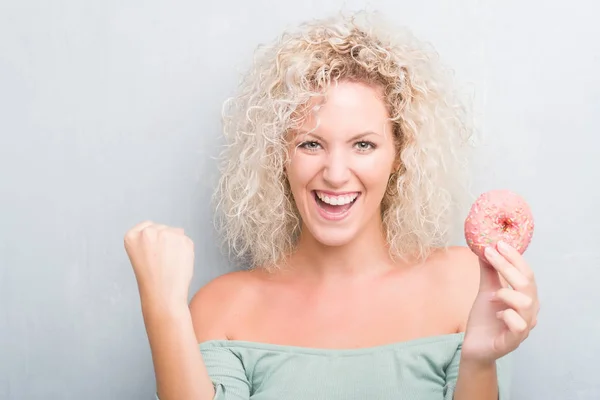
[313,192,360,221]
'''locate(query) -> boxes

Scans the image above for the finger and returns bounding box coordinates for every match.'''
[497,241,535,281]
[497,308,528,334]
[129,220,155,234]
[124,221,155,246]
[484,246,529,291]
[158,226,185,236]
[492,288,535,315]
[478,257,503,292]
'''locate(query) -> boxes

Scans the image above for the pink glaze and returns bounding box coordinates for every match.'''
[464,190,534,259]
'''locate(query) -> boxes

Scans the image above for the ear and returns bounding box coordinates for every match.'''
[391,159,401,175]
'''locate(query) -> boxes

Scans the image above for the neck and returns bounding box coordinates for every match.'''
[288,217,399,280]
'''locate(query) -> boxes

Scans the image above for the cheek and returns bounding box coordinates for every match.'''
[361,170,391,194]
[286,156,321,197]
[355,155,396,190]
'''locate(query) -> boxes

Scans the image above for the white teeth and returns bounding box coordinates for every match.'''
[316,191,358,206]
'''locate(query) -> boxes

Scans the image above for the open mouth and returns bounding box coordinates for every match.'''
[312,190,360,218]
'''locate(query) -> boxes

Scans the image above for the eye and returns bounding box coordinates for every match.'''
[298,141,322,151]
[355,141,376,151]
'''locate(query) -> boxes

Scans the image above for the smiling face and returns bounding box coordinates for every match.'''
[285,80,399,248]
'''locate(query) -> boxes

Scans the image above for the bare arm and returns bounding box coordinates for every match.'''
[145,269,250,400]
[452,359,498,400]
[124,222,217,400]
[446,246,528,399]
[141,296,215,400]
[441,247,506,400]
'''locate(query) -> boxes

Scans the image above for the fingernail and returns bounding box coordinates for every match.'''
[497,241,509,252]
[484,247,497,259]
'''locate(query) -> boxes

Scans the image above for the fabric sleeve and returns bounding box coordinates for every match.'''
[201,345,251,400]
[443,341,512,400]
[155,345,250,400]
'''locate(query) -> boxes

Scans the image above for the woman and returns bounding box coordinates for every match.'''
[125,11,539,400]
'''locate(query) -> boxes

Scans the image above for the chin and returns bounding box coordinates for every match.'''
[305,224,359,247]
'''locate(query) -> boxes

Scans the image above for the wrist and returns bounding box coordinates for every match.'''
[459,355,497,373]
[139,291,190,318]
[455,356,499,400]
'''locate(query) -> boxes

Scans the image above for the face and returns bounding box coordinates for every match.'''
[285,80,398,247]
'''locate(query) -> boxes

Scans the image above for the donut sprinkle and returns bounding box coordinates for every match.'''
[464,190,534,258]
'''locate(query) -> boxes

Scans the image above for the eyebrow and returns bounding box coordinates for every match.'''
[297,131,380,142]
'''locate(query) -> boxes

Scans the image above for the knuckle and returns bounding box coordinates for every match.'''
[157,229,171,240]
[123,230,136,243]
[515,279,529,292]
[518,321,528,333]
[141,227,154,237]
[523,269,535,280]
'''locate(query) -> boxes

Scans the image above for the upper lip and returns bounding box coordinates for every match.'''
[313,190,361,196]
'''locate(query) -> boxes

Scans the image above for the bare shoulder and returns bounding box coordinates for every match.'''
[434,245,481,286]
[428,246,481,331]
[189,269,263,343]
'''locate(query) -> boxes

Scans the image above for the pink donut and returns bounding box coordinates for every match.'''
[464,190,534,259]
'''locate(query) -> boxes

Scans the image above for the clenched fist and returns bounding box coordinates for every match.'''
[124,221,195,309]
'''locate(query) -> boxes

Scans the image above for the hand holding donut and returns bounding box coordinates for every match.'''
[124,221,195,310]
[461,190,540,364]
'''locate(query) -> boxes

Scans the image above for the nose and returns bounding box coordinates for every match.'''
[322,149,351,188]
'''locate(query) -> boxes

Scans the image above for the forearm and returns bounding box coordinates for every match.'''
[141,299,215,400]
[452,357,498,400]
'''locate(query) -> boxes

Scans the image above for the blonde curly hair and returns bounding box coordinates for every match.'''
[213,10,474,270]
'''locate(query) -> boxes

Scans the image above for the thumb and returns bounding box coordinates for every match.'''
[478,257,502,292]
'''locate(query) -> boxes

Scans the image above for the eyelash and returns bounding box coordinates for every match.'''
[297,141,377,152]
